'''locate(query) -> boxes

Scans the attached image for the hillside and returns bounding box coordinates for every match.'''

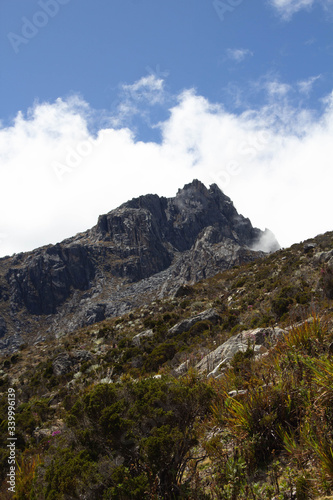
[0,180,278,354]
[0,230,333,498]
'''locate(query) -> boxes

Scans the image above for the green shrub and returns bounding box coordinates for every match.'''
[43,360,54,378]
[143,341,177,372]
[272,285,298,318]
[320,266,333,299]
[216,384,304,467]
[232,277,247,289]
[187,320,211,337]
[230,348,255,380]
[10,353,20,364]
[3,359,11,369]
[272,296,293,318]
[222,309,240,331]
[45,450,101,499]
[104,466,149,499]
[67,375,214,498]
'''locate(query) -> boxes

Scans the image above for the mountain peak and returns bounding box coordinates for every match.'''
[177,179,208,194]
[0,180,279,352]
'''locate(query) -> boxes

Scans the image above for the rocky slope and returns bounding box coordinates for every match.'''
[0,180,279,352]
[0,231,332,498]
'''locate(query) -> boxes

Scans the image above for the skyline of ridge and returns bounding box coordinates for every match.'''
[0,1,332,256]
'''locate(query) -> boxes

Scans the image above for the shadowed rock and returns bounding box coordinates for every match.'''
[167,309,221,337]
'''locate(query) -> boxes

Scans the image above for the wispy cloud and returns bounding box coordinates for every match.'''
[122,75,165,103]
[269,0,333,20]
[297,75,321,95]
[110,75,167,127]
[0,76,332,256]
[266,80,292,97]
[225,48,254,62]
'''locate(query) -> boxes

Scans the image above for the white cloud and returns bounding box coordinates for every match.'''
[123,75,164,95]
[269,0,333,19]
[225,48,254,62]
[111,74,166,127]
[297,75,321,95]
[0,77,333,257]
[266,80,292,97]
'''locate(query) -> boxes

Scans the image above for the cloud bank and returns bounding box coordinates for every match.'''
[0,76,332,257]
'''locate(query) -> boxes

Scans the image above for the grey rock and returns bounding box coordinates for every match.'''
[85,304,106,325]
[71,350,93,363]
[52,353,73,376]
[304,243,317,253]
[0,316,7,338]
[6,244,95,315]
[52,350,93,376]
[196,327,286,376]
[132,329,154,346]
[99,377,113,384]
[174,360,191,375]
[314,250,333,265]
[167,309,221,337]
[228,389,248,397]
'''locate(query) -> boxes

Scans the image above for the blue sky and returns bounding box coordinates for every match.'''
[0,0,332,256]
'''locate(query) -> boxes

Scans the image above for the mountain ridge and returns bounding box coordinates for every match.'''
[0,179,279,353]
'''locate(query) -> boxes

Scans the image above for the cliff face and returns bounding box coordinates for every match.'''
[0,180,279,352]
[6,245,95,315]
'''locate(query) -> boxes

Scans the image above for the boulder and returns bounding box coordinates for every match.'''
[196,327,286,376]
[167,308,221,337]
[52,350,93,376]
[132,329,154,346]
[303,243,317,253]
[52,353,73,376]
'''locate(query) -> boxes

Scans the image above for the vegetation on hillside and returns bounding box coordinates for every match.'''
[0,232,333,498]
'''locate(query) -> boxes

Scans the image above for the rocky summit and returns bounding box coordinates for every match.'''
[0,179,279,352]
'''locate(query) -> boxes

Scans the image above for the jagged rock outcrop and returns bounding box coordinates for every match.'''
[6,244,95,315]
[314,249,333,269]
[52,350,93,376]
[0,180,279,351]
